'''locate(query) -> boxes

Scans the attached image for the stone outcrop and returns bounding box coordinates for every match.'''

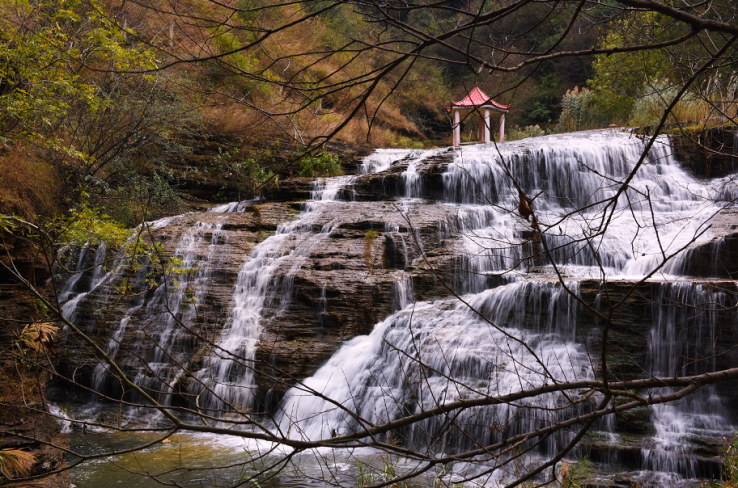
[55,156,738,413]
[250,200,460,405]
[671,125,738,179]
[672,207,738,279]
[52,196,464,408]
[350,150,452,201]
[164,135,373,203]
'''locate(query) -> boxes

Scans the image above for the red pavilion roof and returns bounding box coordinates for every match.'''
[449,85,510,111]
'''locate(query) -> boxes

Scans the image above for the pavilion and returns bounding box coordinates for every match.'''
[448,85,510,146]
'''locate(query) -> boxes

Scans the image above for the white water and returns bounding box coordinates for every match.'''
[273,130,735,484]
[56,215,230,402]
[58,216,177,324]
[193,169,413,412]
[190,150,449,413]
[278,281,586,447]
[640,283,729,479]
[59,130,736,486]
[59,243,111,323]
[442,131,721,280]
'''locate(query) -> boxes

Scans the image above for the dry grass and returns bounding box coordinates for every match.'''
[0,449,36,479]
[167,0,446,147]
[15,322,59,353]
[0,146,62,219]
[629,79,738,129]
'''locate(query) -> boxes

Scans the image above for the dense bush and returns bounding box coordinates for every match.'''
[297,152,342,177]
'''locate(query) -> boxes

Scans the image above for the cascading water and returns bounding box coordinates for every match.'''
[60,129,738,487]
[273,130,735,484]
[193,152,426,413]
[130,219,229,406]
[57,215,226,404]
[639,283,730,482]
[278,281,586,449]
[59,243,111,322]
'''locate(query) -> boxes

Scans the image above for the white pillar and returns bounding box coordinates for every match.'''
[453,109,461,147]
[499,113,506,142]
[483,109,491,143]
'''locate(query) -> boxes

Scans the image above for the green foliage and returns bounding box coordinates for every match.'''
[520,93,561,127]
[554,87,613,133]
[297,152,342,177]
[518,72,562,127]
[56,200,131,249]
[356,460,373,487]
[590,13,673,95]
[100,170,185,228]
[558,457,592,487]
[14,198,195,303]
[721,434,738,487]
[627,77,737,129]
[355,456,409,488]
[35,299,48,317]
[627,80,682,128]
[586,11,679,125]
[0,0,205,225]
[226,158,278,199]
[507,124,546,141]
[0,0,157,149]
[211,29,265,93]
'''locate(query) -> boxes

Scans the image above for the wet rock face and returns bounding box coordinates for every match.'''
[251,201,461,405]
[577,280,738,384]
[671,126,738,179]
[56,159,738,413]
[54,198,462,407]
[50,135,738,484]
[54,208,281,402]
[350,151,451,201]
[488,276,738,476]
[671,208,738,279]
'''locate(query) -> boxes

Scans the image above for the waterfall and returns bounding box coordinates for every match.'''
[271,129,736,483]
[59,243,111,323]
[360,149,416,174]
[442,131,719,279]
[60,129,738,486]
[278,281,587,448]
[640,283,730,480]
[58,216,228,405]
[193,169,418,413]
[126,219,228,406]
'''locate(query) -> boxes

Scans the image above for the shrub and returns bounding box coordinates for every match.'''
[297,152,342,177]
[554,87,612,133]
[722,434,738,487]
[507,124,546,141]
